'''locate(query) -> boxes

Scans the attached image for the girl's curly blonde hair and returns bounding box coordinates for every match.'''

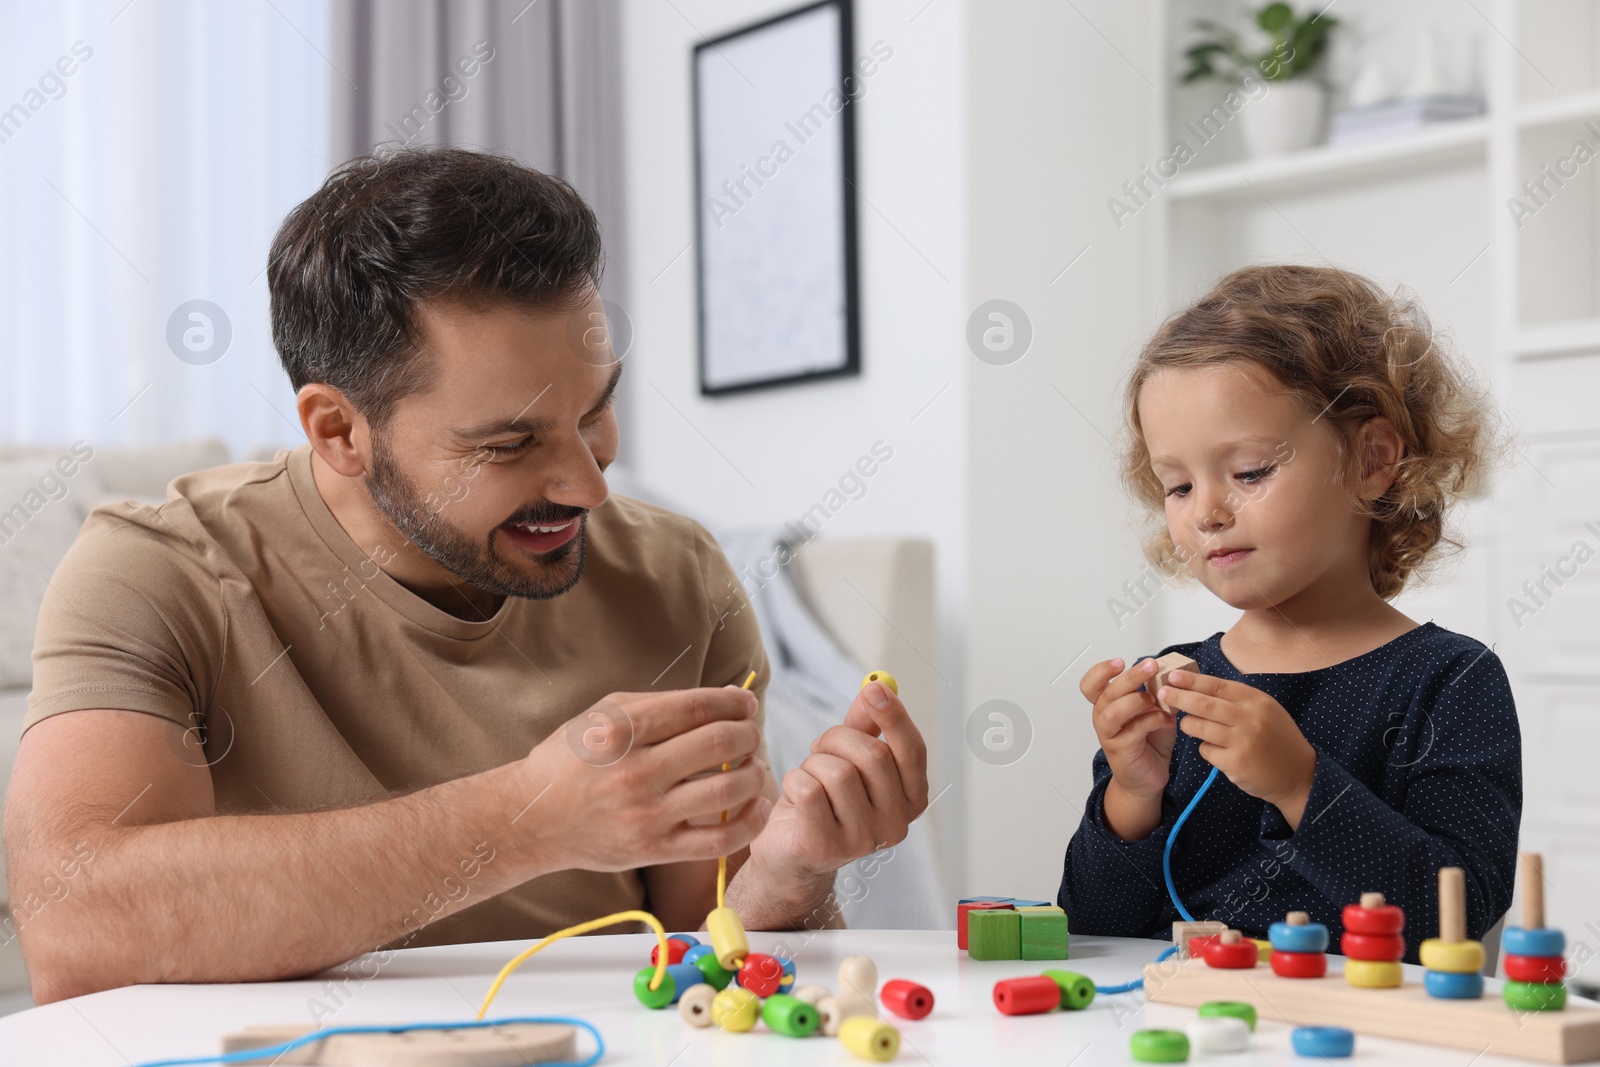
[1123,264,1502,600]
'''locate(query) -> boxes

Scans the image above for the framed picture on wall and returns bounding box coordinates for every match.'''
[692,0,860,395]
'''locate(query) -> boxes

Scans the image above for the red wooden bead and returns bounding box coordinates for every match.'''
[1340,932,1405,961]
[1201,938,1259,969]
[881,978,935,1019]
[737,953,784,997]
[958,902,1014,950]
[993,976,1061,1016]
[1341,902,1404,936]
[1270,949,1328,978]
[1504,954,1566,983]
[650,940,689,966]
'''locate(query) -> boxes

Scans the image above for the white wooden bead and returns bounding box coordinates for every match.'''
[817,993,876,1036]
[791,983,832,1006]
[838,955,879,998]
[677,983,717,1028]
[1188,1016,1250,1052]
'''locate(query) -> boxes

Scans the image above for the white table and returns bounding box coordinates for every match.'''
[0,930,1583,1066]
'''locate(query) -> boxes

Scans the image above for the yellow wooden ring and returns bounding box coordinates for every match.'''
[1343,959,1403,988]
[1250,938,1273,962]
[1419,938,1484,975]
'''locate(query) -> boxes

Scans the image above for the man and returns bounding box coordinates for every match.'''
[3,146,928,1002]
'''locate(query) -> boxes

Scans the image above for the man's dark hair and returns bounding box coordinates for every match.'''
[268,145,603,425]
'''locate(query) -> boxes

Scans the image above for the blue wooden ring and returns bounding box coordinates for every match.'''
[1269,921,1330,953]
[1292,1027,1354,1057]
[1503,927,1565,957]
[1424,969,1484,999]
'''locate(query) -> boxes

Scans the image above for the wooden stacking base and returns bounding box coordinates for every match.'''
[1144,955,1600,1064]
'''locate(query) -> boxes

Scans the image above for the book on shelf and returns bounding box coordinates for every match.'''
[1328,94,1486,146]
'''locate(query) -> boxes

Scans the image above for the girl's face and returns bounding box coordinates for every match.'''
[1138,364,1373,612]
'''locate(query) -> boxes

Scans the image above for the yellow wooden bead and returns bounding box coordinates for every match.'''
[1344,959,1403,988]
[839,955,879,999]
[839,1015,901,1061]
[706,906,749,971]
[711,986,760,1032]
[1250,938,1273,961]
[818,993,877,1036]
[861,670,898,695]
[1419,938,1484,975]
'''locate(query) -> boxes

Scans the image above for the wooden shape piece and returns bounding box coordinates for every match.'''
[967,907,1022,960]
[1020,911,1070,960]
[1150,653,1197,713]
[1172,920,1227,959]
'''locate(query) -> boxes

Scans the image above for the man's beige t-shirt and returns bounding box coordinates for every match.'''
[25,445,768,948]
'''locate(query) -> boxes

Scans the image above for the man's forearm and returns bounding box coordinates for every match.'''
[19,760,553,1000]
[724,855,842,932]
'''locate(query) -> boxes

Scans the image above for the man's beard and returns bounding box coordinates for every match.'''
[365,434,587,601]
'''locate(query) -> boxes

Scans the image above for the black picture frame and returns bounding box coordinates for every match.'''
[691,0,861,396]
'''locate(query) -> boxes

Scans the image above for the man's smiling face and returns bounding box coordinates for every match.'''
[363,290,622,600]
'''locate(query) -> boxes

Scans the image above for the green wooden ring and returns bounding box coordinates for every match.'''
[760,993,820,1037]
[1130,1028,1191,1062]
[1197,1000,1257,1031]
[1041,969,1096,1010]
[1503,979,1567,1012]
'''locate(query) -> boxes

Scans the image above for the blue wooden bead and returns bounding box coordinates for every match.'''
[665,963,707,1003]
[778,956,797,986]
[1268,921,1329,953]
[682,944,713,967]
[1292,1027,1354,1057]
[1503,927,1566,958]
[1424,969,1484,999]
[669,933,701,949]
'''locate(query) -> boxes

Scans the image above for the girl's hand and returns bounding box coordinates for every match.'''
[1081,657,1178,801]
[1161,670,1318,826]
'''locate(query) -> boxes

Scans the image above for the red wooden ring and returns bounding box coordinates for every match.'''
[993,976,1062,1016]
[1201,939,1260,969]
[737,953,783,997]
[650,939,689,966]
[1270,949,1328,978]
[1340,932,1404,961]
[882,979,935,1019]
[1188,934,1222,956]
[1503,954,1566,983]
[1341,903,1404,936]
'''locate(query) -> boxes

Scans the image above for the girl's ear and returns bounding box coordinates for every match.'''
[1354,416,1405,502]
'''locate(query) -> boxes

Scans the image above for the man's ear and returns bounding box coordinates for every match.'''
[298,384,371,478]
[1355,416,1405,502]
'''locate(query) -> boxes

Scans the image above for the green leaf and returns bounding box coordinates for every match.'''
[1256,2,1293,33]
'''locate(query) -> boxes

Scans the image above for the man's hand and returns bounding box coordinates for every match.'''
[518,685,775,873]
[1083,657,1176,840]
[1162,669,1318,827]
[735,680,929,923]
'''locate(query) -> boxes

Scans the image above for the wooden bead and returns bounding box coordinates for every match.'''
[761,993,820,1037]
[957,901,1014,950]
[691,950,734,990]
[1503,926,1566,957]
[706,905,749,970]
[1423,969,1483,999]
[839,1016,901,1062]
[880,979,934,1020]
[1340,931,1405,961]
[1197,1000,1256,1031]
[839,955,879,998]
[967,908,1022,960]
[1292,1026,1354,1057]
[711,986,760,1031]
[1200,934,1258,970]
[1504,954,1566,983]
[1503,979,1567,1012]
[993,976,1061,1015]
[1343,959,1402,988]
[1187,1016,1250,1053]
[1342,898,1404,936]
[1129,1028,1190,1063]
[1041,969,1096,1010]
[817,993,876,1036]
[791,983,832,1005]
[632,965,675,1009]
[861,670,898,695]
[777,956,797,988]
[650,939,689,966]
[1419,938,1485,974]
[1020,911,1070,960]
[677,983,717,1027]
[1149,653,1198,714]
[737,952,784,997]
[1270,949,1327,978]
[664,963,706,1003]
[1269,919,1329,953]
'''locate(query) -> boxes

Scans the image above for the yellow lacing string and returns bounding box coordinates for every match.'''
[477,910,669,1019]
[717,668,759,910]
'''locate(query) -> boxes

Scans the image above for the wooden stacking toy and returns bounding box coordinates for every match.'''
[1420,866,1485,999]
[1341,891,1404,988]
[1504,853,1569,1013]
[1269,911,1329,978]
[1199,929,1258,970]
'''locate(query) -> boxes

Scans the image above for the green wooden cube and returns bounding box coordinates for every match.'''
[967,907,1022,960]
[1021,910,1070,960]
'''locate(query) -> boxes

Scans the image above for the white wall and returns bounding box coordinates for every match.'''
[616,0,970,893]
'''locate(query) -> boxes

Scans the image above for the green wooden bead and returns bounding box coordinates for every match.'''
[693,952,734,990]
[761,992,820,1037]
[967,908,1022,960]
[633,965,675,1009]
[1041,969,1095,1010]
[1130,1028,1190,1062]
[1021,911,1070,960]
[1503,980,1567,1012]
[1197,1001,1257,1031]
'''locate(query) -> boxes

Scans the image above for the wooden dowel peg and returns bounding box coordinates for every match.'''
[1439,867,1466,943]
[1520,853,1545,930]
[1360,892,1386,909]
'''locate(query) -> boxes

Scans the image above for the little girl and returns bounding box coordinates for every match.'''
[1058,265,1520,962]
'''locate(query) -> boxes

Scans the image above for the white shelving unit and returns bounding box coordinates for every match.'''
[1147,0,1600,982]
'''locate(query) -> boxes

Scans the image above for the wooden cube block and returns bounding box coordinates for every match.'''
[1021,911,1070,960]
[1151,653,1198,713]
[1017,904,1065,914]
[1173,919,1228,959]
[967,907,1022,960]
[958,900,1014,949]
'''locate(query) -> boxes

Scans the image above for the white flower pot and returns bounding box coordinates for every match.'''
[1240,80,1326,157]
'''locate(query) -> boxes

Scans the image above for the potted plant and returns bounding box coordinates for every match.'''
[1181,2,1339,157]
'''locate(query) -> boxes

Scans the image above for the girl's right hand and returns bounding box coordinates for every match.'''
[1081,657,1177,800]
